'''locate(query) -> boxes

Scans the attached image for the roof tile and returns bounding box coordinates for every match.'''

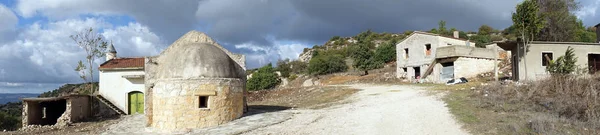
[99,58,144,70]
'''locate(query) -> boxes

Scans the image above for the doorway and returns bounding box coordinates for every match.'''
[128,91,144,114]
[414,67,421,79]
[440,62,454,81]
[589,54,600,74]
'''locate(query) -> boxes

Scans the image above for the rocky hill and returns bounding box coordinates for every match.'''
[298,30,411,62]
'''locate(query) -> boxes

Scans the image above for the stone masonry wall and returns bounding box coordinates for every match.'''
[454,57,496,79]
[151,78,244,131]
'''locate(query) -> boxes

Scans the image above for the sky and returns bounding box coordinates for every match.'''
[0,0,599,93]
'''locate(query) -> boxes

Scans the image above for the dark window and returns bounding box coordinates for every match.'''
[404,48,409,59]
[199,96,209,108]
[542,52,553,66]
[425,44,432,56]
[402,68,408,72]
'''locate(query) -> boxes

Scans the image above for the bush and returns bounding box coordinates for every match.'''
[276,59,291,78]
[289,60,308,74]
[288,74,298,81]
[350,43,383,75]
[374,40,397,63]
[308,54,348,75]
[547,46,577,74]
[247,64,281,91]
[0,111,20,131]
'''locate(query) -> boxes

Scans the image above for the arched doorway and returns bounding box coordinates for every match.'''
[128,91,144,114]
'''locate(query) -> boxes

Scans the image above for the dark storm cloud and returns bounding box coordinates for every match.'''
[196,0,521,46]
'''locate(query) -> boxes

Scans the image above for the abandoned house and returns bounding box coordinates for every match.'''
[496,41,600,81]
[396,31,503,83]
[144,31,247,131]
[22,95,90,127]
[493,24,600,81]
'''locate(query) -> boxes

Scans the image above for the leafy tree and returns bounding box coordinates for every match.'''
[247,64,281,91]
[438,20,448,36]
[276,59,291,78]
[289,60,308,74]
[308,54,347,75]
[573,20,597,43]
[70,28,109,94]
[512,0,545,42]
[471,35,491,48]
[374,40,397,63]
[0,111,19,131]
[536,0,580,41]
[350,43,383,75]
[546,46,577,74]
[478,25,495,35]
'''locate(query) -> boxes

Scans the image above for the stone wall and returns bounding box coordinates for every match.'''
[151,78,244,131]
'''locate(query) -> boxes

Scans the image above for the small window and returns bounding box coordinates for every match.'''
[447,43,452,46]
[542,52,553,66]
[425,44,432,56]
[199,96,209,109]
[402,68,408,72]
[404,48,409,59]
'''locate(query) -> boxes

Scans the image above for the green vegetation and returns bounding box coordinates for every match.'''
[308,53,347,75]
[0,102,22,131]
[71,28,109,94]
[512,0,545,42]
[546,46,577,74]
[39,82,98,97]
[247,64,281,91]
[373,40,397,63]
[350,42,382,75]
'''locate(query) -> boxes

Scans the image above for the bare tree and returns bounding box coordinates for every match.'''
[70,28,108,94]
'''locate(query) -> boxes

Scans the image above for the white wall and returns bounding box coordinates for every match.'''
[99,70,145,114]
[395,32,475,79]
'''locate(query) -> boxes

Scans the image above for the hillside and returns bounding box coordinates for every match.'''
[0,93,38,104]
[298,30,411,63]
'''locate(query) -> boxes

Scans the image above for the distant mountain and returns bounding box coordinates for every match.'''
[0,93,39,104]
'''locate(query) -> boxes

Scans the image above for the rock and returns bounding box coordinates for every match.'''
[298,49,314,62]
[280,78,289,87]
[470,87,475,90]
[302,79,314,87]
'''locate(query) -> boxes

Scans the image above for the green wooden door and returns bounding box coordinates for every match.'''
[128,92,144,114]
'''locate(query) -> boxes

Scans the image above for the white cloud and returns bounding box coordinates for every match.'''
[0,18,163,84]
[235,42,308,68]
[0,4,17,32]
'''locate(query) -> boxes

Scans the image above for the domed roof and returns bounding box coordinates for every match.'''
[154,42,245,79]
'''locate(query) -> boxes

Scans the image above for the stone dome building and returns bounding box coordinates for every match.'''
[144,31,246,131]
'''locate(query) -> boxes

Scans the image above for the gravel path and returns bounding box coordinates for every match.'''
[101,84,468,135]
[243,84,469,135]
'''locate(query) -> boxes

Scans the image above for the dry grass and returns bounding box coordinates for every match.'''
[441,75,600,134]
[247,86,359,109]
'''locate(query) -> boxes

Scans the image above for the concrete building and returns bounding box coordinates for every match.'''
[143,31,247,131]
[98,45,145,115]
[396,31,480,81]
[22,95,91,127]
[421,45,500,83]
[497,41,600,81]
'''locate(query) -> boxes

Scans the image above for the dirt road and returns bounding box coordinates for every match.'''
[100,84,468,135]
[244,84,469,135]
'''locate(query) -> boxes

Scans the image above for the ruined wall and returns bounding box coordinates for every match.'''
[68,96,90,123]
[151,79,244,131]
[454,57,496,79]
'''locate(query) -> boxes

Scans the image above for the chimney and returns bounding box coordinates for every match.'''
[106,43,117,61]
[595,23,600,43]
[453,31,459,38]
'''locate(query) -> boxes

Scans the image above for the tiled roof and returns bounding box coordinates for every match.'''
[99,57,144,70]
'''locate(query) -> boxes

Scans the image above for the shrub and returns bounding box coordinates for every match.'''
[374,40,397,63]
[350,43,383,75]
[276,59,291,78]
[288,74,298,81]
[289,60,308,74]
[0,111,20,131]
[308,54,348,75]
[547,46,577,74]
[247,64,281,91]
